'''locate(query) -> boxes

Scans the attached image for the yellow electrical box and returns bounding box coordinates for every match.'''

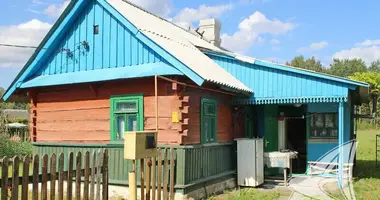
[124,131,158,160]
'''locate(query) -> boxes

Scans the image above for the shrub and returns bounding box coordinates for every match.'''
[0,135,32,158]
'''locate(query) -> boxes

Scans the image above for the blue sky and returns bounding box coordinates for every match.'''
[0,0,379,89]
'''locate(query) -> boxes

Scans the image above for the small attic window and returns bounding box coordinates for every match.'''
[94,25,99,35]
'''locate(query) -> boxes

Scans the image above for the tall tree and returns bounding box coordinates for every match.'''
[368,60,380,73]
[286,55,325,72]
[329,58,367,77]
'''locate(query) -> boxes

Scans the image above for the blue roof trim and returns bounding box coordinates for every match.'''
[3,0,205,101]
[21,62,182,88]
[234,96,348,105]
[203,51,369,89]
[97,0,204,85]
[2,0,90,101]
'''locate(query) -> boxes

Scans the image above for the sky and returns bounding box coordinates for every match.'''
[0,0,380,89]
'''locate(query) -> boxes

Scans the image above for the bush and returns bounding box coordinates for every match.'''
[0,135,32,158]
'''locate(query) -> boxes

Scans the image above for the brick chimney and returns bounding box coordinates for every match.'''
[198,19,221,47]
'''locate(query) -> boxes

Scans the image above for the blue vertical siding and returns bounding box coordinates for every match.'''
[208,55,349,100]
[34,1,162,77]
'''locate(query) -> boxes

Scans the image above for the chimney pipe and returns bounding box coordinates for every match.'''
[198,19,221,47]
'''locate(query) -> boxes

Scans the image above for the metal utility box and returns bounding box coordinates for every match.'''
[235,138,264,187]
[124,131,158,160]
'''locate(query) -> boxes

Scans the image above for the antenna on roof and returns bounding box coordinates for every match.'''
[195,28,205,38]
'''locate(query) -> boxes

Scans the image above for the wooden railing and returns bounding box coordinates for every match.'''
[0,150,109,200]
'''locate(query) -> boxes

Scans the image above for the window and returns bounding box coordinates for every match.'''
[310,113,338,139]
[201,98,217,143]
[110,94,143,140]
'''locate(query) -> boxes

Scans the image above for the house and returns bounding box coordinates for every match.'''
[2,0,369,199]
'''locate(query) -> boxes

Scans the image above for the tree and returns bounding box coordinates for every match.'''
[329,58,367,77]
[286,55,325,72]
[349,72,380,95]
[368,60,380,73]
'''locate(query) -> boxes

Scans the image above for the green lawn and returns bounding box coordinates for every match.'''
[353,129,380,200]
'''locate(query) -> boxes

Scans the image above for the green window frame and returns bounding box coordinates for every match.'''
[309,112,338,139]
[110,94,144,141]
[201,98,217,144]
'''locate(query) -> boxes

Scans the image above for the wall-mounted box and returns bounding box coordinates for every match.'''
[124,131,158,160]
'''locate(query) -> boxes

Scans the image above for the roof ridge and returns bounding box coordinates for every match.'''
[120,0,205,39]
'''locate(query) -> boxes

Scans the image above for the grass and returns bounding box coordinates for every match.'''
[353,129,380,200]
[208,188,281,200]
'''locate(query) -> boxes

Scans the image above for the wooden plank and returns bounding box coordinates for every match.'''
[157,150,162,200]
[58,153,64,200]
[140,158,145,200]
[41,154,48,200]
[50,154,57,200]
[32,155,39,200]
[90,151,96,200]
[84,151,90,200]
[96,150,103,200]
[102,149,109,200]
[163,149,168,200]
[67,152,74,200]
[169,148,175,200]
[22,156,31,200]
[1,157,8,200]
[152,156,156,200]
[11,156,19,200]
[146,158,151,200]
[76,152,82,200]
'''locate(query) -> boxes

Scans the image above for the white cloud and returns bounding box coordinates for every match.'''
[297,41,328,53]
[272,46,280,51]
[221,11,296,53]
[270,39,280,44]
[355,39,380,47]
[32,0,45,6]
[0,19,52,68]
[127,0,172,17]
[333,46,380,65]
[43,0,70,18]
[172,4,233,27]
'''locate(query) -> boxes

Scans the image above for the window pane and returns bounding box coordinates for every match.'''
[331,129,338,137]
[325,114,334,128]
[315,114,324,128]
[116,101,137,113]
[209,117,216,142]
[127,115,138,131]
[310,115,315,128]
[204,117,209,142]
[116,115,125,139]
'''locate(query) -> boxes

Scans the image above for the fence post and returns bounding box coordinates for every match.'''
[22,156,31,200]
[67,152,74,200]
[146,158,152,200]
[1,157,8,200]
[102,149,109,200]
[41,154,48,200]
[11,156,20,200]
[170,148,175,200]
[32,155,39,200]
[84,151,90,200]
[50,154,57,200]
[163,148,168,200]
[152,156,157,200]
[76,152,82,200]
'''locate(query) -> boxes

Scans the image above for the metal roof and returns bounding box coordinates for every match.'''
[107,0,253,93]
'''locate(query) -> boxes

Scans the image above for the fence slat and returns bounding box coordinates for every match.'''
[163,149,168,200]
[140,158,145,200]
[22,156,31,200]
[96,150,103,200]
[67,152,74,200]
[41,154,48,200]
[157,150,162,200]
[76,152,82,200]
[169,148,175,200]
[152,156,156,200]
[84,151,90,200]
[90,151,96,200]
[32,155,39,200]
[146,158,151,200]
[102,149,109,200]
[11,156,19,200]
[58,153,64,200]
[1,157,8,200]
[50,154,57,200]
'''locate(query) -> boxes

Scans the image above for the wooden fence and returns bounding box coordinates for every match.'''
[139,147,175,200]
[0,149,108,200]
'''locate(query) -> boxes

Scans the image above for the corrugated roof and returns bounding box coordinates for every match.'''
[107,0,252,93]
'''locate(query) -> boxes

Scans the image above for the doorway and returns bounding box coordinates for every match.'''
[279,105,307,174]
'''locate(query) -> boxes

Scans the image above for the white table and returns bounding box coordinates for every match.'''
[263,151,298,186]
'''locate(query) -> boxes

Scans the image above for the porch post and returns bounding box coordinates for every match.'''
[338,102,344,188]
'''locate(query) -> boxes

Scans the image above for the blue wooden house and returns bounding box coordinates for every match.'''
[2,0,369,198]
